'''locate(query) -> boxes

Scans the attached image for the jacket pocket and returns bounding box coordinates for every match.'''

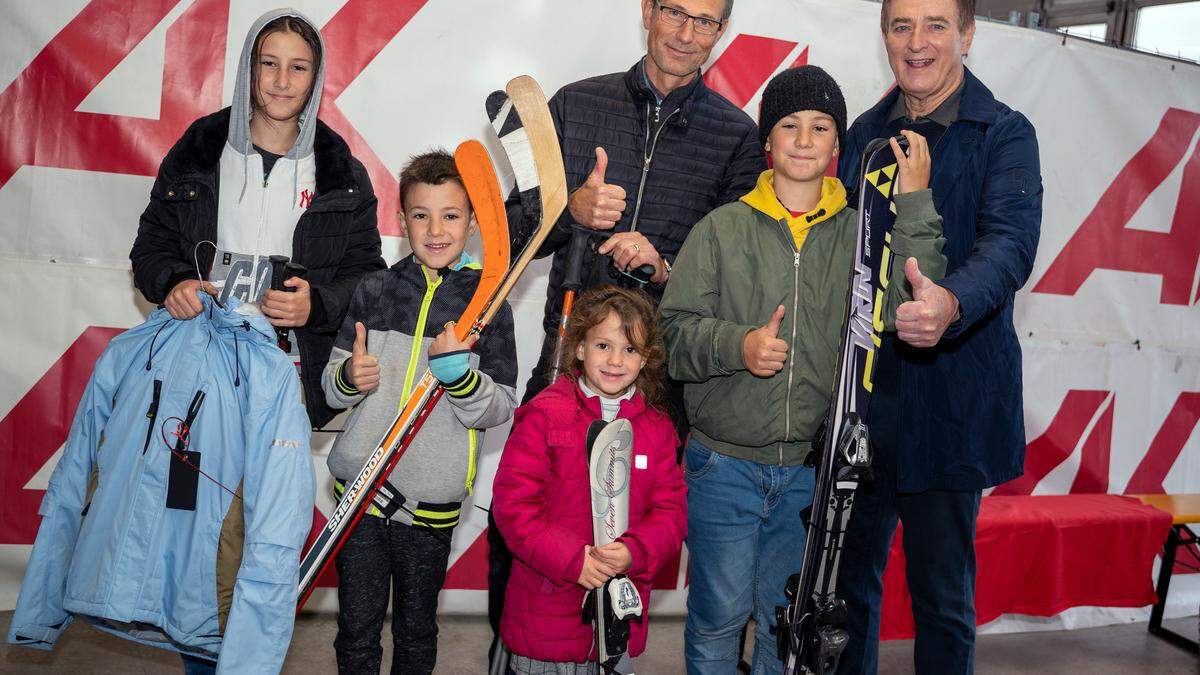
[545,429,579,519]
[159,181,202,203]
[154,180,205,239]
[687,380,720,428]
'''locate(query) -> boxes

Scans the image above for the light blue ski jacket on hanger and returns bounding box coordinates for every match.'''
[7,295,314,674]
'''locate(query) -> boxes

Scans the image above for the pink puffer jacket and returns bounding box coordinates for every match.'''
[492,377,687,663]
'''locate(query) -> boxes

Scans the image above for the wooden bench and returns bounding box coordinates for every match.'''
[1132,494,1200,654]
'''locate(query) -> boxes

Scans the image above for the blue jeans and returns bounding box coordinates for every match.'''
[683,437,816,675]
[180,653,216,674]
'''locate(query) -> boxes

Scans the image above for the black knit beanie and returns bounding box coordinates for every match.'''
[758,65,847,149]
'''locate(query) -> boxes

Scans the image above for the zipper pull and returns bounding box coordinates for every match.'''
[142,380,163,454]
[793,251,801,269]
[654,105,660,124]
[644,155,652,169]
[147,382,162,420]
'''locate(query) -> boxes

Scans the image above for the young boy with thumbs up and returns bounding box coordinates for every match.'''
[659,65,947,673]
[320,150,517,674]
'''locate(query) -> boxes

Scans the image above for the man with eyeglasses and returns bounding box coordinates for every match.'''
[488,0,765,672]
[503,0,762,408]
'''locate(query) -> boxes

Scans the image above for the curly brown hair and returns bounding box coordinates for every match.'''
[555,286,667,411]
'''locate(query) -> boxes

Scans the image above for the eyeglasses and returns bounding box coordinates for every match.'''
[655,2,724,36]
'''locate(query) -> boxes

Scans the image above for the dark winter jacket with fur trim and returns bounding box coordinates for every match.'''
[130,107,385,428]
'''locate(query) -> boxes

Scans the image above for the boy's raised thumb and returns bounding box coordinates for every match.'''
[353,322,368,357]
[764,305,786,336]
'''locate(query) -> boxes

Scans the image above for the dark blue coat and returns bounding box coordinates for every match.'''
[838,68,1043,491]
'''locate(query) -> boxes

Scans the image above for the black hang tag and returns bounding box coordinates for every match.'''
[166,451,202,511]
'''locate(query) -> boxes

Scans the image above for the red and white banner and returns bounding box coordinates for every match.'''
[2,0,1198,632]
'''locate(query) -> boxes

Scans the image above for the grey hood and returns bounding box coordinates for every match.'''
[228,7,326,161]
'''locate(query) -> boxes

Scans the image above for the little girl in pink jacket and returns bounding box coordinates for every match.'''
[492,286,688,671]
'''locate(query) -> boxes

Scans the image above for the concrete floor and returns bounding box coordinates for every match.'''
[1,611,1197,674]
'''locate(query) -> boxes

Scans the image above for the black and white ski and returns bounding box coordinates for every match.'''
[774,136,906,675]
[582,418,641,675]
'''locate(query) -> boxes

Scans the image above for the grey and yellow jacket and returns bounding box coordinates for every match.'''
[321,255,517,528]
[660,171,946,465]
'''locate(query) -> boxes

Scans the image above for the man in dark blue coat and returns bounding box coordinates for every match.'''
[834,1,1042,673]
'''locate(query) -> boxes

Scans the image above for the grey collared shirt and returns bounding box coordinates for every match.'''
[888,78,964,126]
[640,57,664,104]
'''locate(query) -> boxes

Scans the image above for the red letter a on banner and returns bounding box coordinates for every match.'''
[993,390,1112,496]
[703,35,804,109]
[1124,392,1200,494]
[0,0,228,189]
[0,328,123,544]
[317,0,429,237]
[1033,108,1200,305]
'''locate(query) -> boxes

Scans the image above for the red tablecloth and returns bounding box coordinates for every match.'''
[880,494,1172,640]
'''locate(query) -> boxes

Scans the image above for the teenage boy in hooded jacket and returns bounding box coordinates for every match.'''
[660,66,946,674]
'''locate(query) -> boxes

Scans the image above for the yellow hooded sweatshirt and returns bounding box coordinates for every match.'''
[739,170,848,251]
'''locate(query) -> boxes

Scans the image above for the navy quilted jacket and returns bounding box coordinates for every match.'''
[506,59,766,334]
[839,68,1043,491]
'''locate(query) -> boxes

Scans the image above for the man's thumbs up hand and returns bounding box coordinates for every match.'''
[568,146,626,230]
[586,146,609,187]
[895,257,959,348]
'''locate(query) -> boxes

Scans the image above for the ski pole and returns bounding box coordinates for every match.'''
[549,225,594,381]
[549,226,656,381]
[268,255,307,352]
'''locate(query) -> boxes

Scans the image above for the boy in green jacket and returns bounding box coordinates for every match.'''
[659,65,946,674]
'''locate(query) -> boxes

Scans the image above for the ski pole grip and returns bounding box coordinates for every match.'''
[283,262,307,290]
[266,257,307,352]
[269,257,306,293]
[269,255,290,292]
[275,264,307,351]
[563,225,593,292]
[627,264,656,285]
